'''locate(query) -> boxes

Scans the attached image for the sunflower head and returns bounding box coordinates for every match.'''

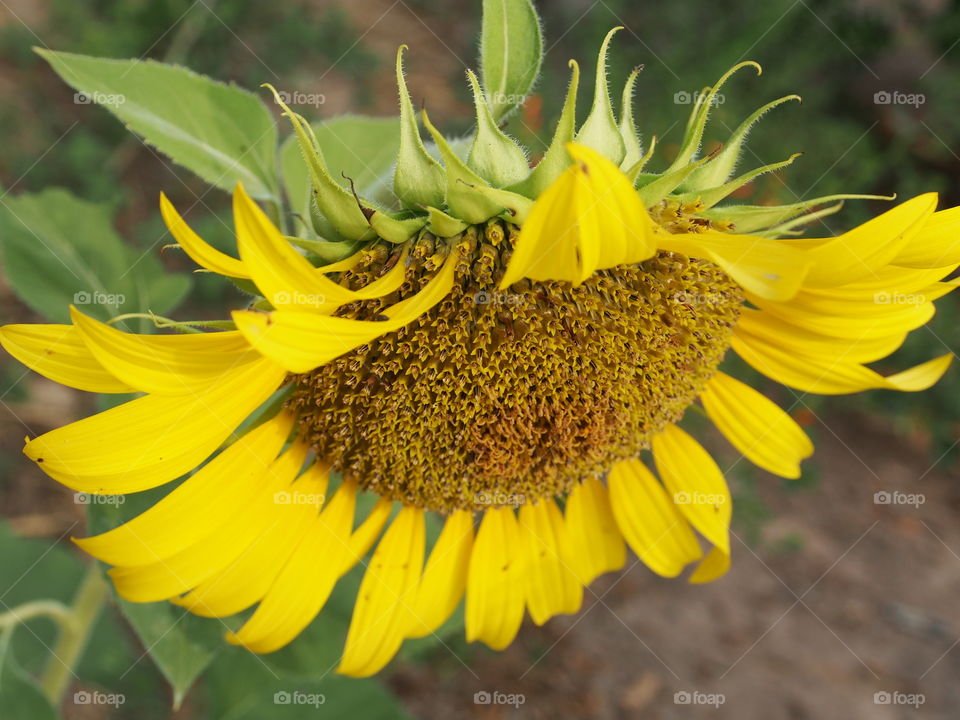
[2,8,958,683]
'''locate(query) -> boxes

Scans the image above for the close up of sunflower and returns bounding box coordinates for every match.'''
[3,12,960,687]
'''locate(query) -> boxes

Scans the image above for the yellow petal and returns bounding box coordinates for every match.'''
[406,509,474,639]
[227,480,358,653]
[732,329,952,395]
[160,192,249,278]
[651,425,731,577]
[608,459,702,577]
[341,497,394,573]
[74,412,294,566]
[338,506,426,677]
[465,507,525,650]
[745,292,935,340]
[790,193,937,287]
[108,442,309,602]
[500,142,656,288]
[737,308,907,364]
[894,205,960,268]
[657,231,810,301]
[174,461,329,618]
[518,500,583,625]
[233,246,458,374]
[71,307,259,395]
[701,372,813,479]
[233,184,407,313]
[25,357,286,493]
[563,477,626,585]
[0,323,134,393]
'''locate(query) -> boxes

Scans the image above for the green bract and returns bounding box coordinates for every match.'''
[275,8,887,262]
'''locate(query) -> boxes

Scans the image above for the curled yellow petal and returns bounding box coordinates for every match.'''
[608,459,702,577]
[564,477,626,585]
[71,306,259,395]
[75,412,294,567]
[25,357,286,493]
[233,184,407,313]
[338,507,425,677]
[519,500,582,625]
[701,371,813,479]
[0,323,134,394]
[465,507,525,650]
[160,191,249,279]
[500,142,656,288]
[406,509,474,639]
[233,246,458,374]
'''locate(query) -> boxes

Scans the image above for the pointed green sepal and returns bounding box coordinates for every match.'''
[510,60,580,198]
[700,193,895,234]
[421,108,505,223]
[625,136,657,183]
[683,94,801,191]
[369,211,427,244]
[286,235,362,263]
[636,151,716,207]
[462,183,534,224]
[755,203,848,236]
[666,62,762,174]
[424,205,469,237]
[465,69,530,187]
[393,46,446,209]
[677,153,803,209]
[575,27,626,164]
[618,66,644,169]
[263,84,376,241]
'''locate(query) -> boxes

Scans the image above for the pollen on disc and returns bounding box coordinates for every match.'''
[287,219,742,513]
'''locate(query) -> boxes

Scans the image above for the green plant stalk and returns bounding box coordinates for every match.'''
[38,563,108,704]
[0,601,72,631]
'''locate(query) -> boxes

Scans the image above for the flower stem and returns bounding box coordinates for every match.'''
[38,563,108,704]
[0,600,72,631]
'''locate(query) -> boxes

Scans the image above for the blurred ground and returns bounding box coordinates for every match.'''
[2,0,960,718]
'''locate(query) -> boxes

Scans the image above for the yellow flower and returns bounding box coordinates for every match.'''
[2,142,957,678]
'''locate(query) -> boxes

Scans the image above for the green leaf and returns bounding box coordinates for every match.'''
[480,0,543,122]
[280,114,402,232]
[36,49,279,201]
[0,189,191,326]
[0,631,58,720]
[113,599,223,709]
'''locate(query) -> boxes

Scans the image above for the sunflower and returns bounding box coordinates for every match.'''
[3,30,959,678]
